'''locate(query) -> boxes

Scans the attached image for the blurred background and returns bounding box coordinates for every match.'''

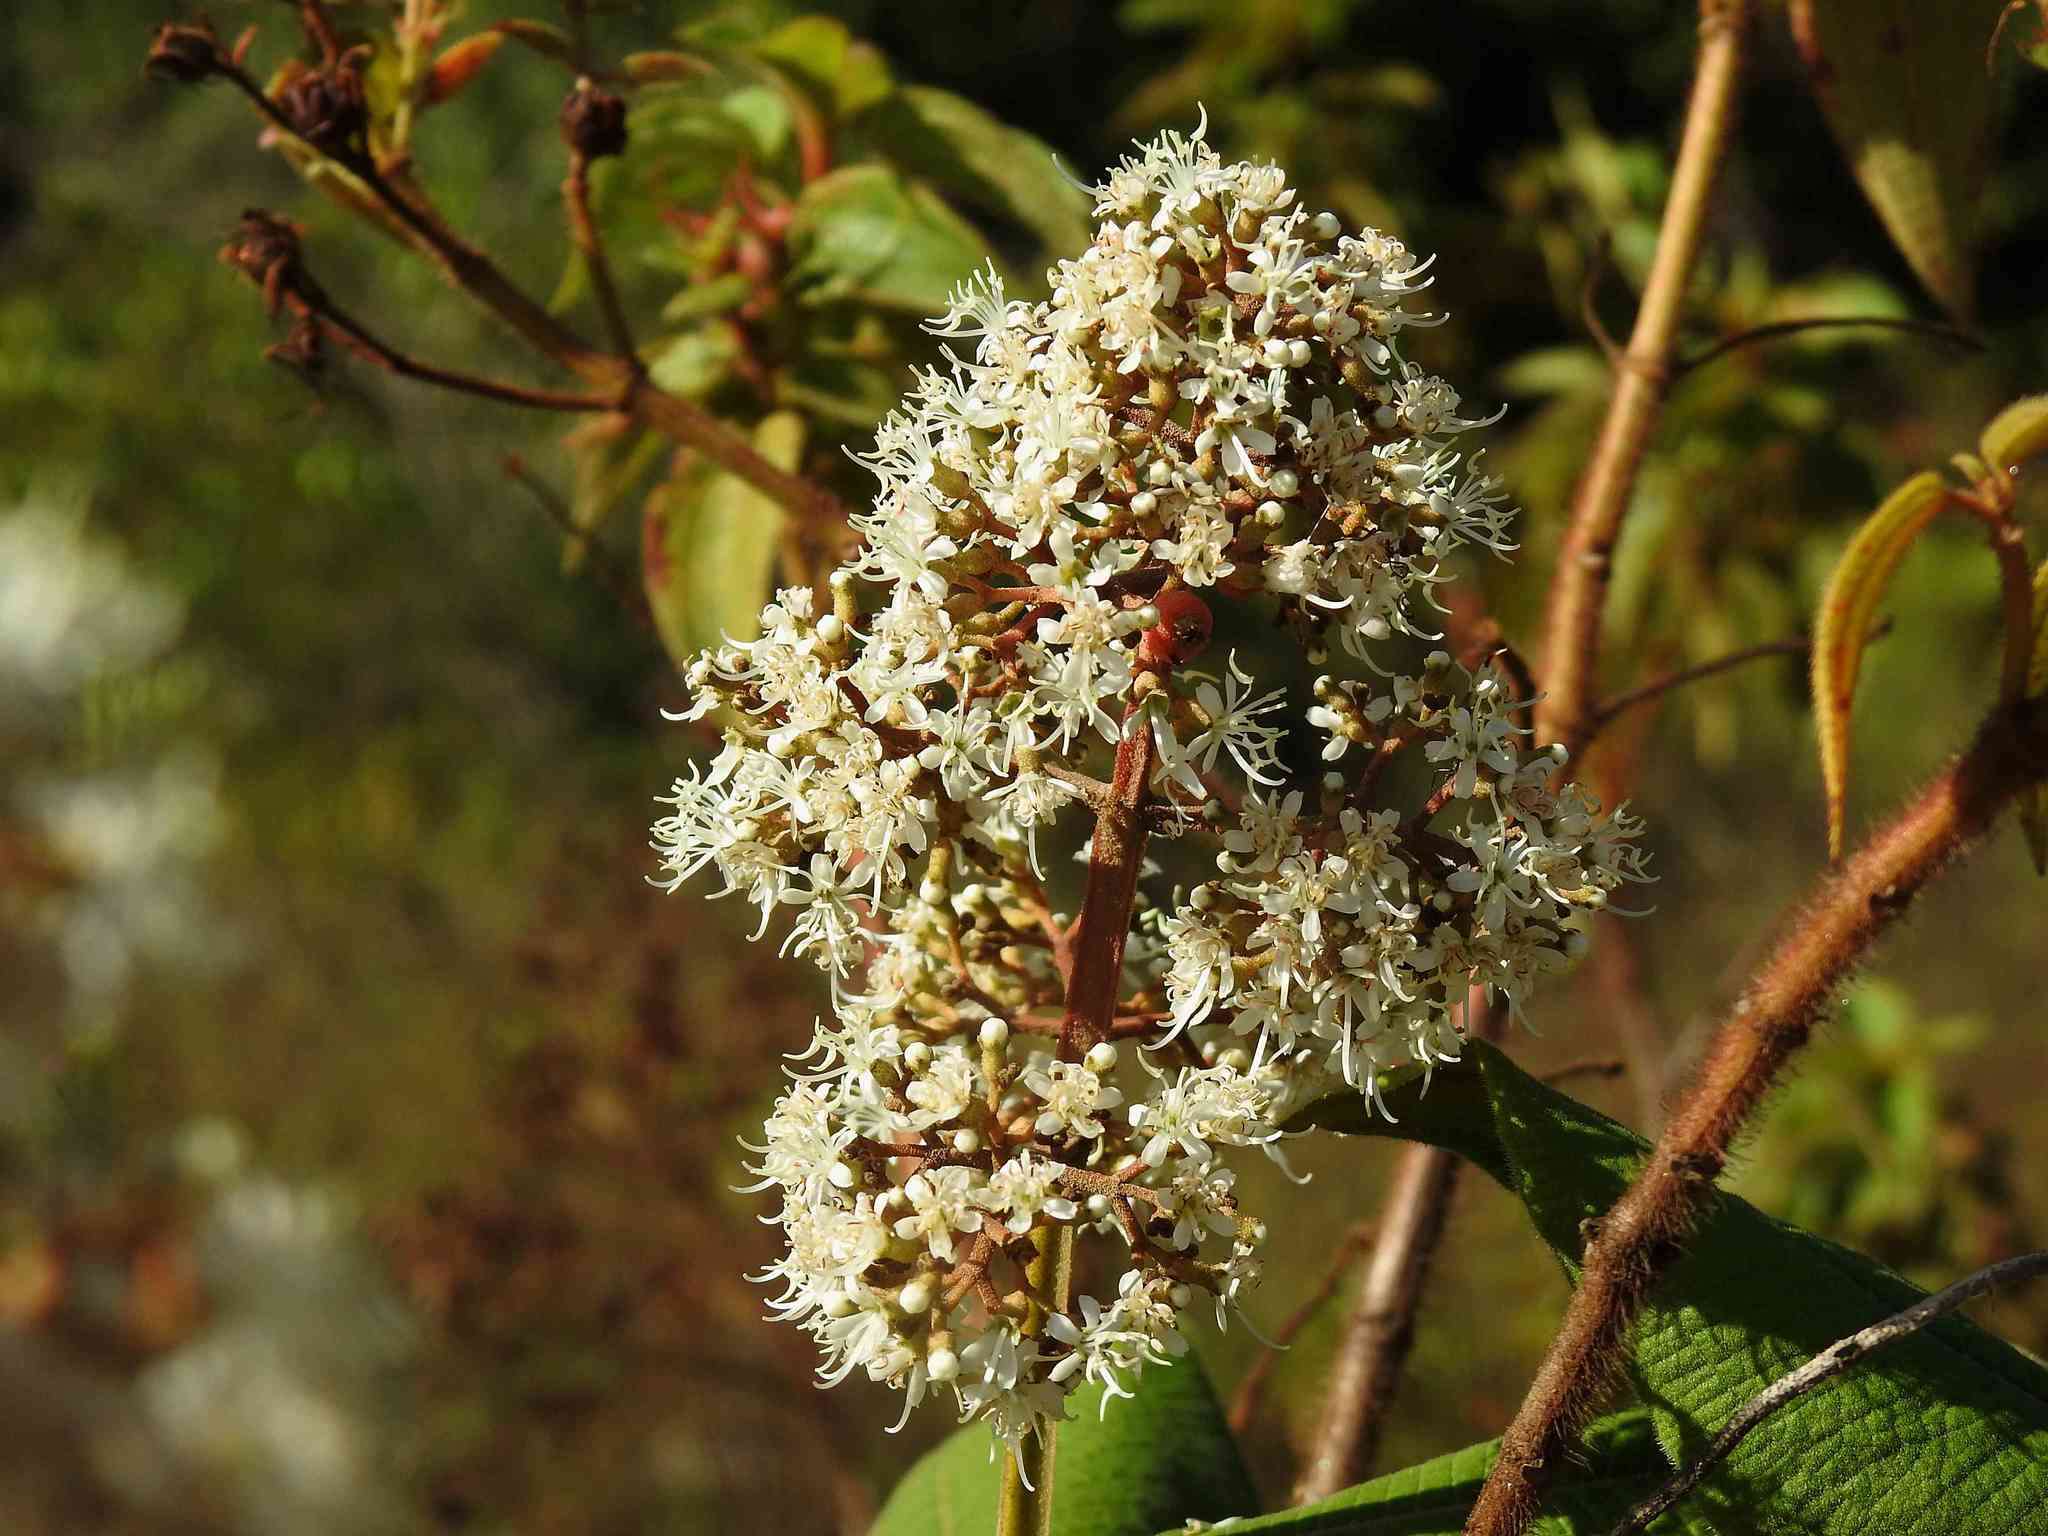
[2,2,2045,1532]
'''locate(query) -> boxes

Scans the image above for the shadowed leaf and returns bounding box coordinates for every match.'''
[1788,1,2007,320]
[1188,1410,1703,1535]
[620,51,712,86]
[2021,559,2048,872]
[1811,470,1950,857]
[872,1354,1256,1536]
[856,86,1094,259]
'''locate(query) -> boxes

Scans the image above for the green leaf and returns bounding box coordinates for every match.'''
[1810,469,1950,857]
[1981,393,2048,476]
[719,83,792,160]
[641,411,803,667]
[748,15,893,117]
[785,164,992,314]
[620,50,711,86]
[873,1354,1257,1536]
[1297,1043,2048,1536]
[1194,1411,1693,1536]
[646,326,738,399]
[1787,1,2008,320]
[856,86,1094,259]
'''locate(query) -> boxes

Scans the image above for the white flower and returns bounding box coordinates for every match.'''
[650,117,1650,1454]
[981,1152,1080,1234]
[894,1167,986,1262]
[1022,1060,1124,1140]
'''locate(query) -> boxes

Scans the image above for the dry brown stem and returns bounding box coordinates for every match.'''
[1293,989,1505,1504]
[1536,0,1754,761]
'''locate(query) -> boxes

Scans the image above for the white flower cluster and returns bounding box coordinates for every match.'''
[651,120,1648,1464]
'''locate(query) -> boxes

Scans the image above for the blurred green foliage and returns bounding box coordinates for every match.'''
[2,2,2046,1533]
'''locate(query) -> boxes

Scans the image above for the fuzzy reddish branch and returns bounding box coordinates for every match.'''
[1463,694,2048,1536]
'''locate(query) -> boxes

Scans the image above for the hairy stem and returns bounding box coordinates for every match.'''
[1463,695,2048,1536]
[1294,990,1504,1504]
[1536,0,1754,760]
[1229,1222,1375,1438]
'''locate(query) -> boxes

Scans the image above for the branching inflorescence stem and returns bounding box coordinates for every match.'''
[1002,688,1163,1535]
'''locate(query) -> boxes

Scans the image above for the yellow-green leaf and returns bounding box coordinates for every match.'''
[490,19,573,63]
[1788,1,2008,321]
[642,412,805,669]
[423,33,506,106]
[1812,470,1950,857]
[620,51,711,86]
[1981,393,2048,476]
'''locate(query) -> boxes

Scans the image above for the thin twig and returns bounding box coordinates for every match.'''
[216,60,613,373]
[1293,989,1506,1505]
[1463,692,2048,1536]
[1539,1057,1628,1088]
[1608,1250,2048,1536]
[1228,1223,1376,1438]
[1674,315,1981,377]
[565,146,639,363]
[312,299,620,412]
[1535,0,1755,762]
[1579,232,1623,367]
[1583,914,1666,1132]
[1590,636,1807,733]
[501,453,652,627]
[215,55,850,532]
[1590,618,1897,734]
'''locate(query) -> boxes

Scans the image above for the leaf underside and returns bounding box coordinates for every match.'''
[1810,469,1950,858]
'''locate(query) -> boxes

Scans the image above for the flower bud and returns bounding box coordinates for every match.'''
[561,78,629,160]
[145,22,221,84]
[275,54,370,160]
[1083,1041,1118,1073]
[898,1277,934,1314]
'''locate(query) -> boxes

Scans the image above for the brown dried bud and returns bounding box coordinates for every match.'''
[560,79,628,160]
[264,316,327,382]
[219,210,319,316]
[274,50,369,160]
[146,21,221,84]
